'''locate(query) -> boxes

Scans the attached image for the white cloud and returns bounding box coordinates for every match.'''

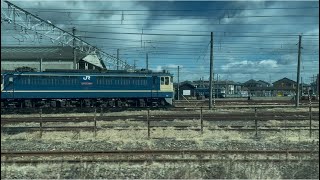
[278,54,296,65]
[221,59,279,74]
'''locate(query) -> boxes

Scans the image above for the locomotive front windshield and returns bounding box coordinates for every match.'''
[160,76,173,92]
[161,76,172,85]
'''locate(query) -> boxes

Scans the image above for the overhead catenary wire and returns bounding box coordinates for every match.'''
[3,15,319,21]
[17,6,320,11]
[3,27,320,35]
[1,2,318,83]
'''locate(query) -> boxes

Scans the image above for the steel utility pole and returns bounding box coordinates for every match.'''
[146,53,149,70]
[209,32,214,110]
[117,49,119,70]
[72,27,77,69]
[317,74,319,96]
[312,74,315,94]
[295,35,302,107]
[39,58,42,72]
[133,60,138,70]
[177,66,180,100]
[301,77,304,96]
[216,73,219,99]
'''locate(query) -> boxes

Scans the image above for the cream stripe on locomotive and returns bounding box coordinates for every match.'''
[3,90,173,93]
[16,74,151,77]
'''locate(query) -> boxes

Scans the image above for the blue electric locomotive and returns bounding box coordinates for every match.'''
[1,70,174,108]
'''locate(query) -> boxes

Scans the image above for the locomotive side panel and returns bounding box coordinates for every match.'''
[1,71,173,107]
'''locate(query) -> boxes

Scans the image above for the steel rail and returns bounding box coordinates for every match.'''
[2,159,318,164]
[1,113,319,123]
[1,104,319,115]
[1,150,318,156]
[1,126,319,132]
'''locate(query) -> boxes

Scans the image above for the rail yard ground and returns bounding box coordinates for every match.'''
[1,105,319,179]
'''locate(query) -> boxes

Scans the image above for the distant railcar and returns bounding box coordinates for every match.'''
[1,70,174,108]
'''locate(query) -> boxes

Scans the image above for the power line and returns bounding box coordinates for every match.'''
[5,21,318,26]
[73,35,319,42]
[4,15,319,21]
[17,6,319,12]
[37,22,318,26]
[70,31,319,37]
[17,25,313,35]
[79,29,319,36]
[2,28,319,38]
[3,40,318,47]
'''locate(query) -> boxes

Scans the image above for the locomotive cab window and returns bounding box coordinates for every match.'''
[165,77,169,85]
[161,77,165,85]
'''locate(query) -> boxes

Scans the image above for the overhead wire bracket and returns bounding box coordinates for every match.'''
[1,0,133,70]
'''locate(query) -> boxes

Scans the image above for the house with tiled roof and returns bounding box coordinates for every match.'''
[272,77,296,96]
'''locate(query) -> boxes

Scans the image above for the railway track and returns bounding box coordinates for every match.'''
[1,100,318,115]
[2,149,317,156]
[174,99,319,103]
[2,112,319,123]
[1,111,318,134]
[2,126,319,133]
[174,99,319,106]
[2,159,317,163]
[1,150,318,164]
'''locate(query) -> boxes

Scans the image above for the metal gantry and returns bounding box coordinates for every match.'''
[1,0,132,70]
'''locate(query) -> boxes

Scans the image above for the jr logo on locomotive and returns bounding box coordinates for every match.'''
[80,75,95,85]
[83,76,91,80]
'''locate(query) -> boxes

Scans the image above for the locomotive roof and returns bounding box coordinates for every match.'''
[1,70,173,77]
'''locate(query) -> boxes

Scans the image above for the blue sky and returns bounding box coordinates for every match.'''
[1,0,319,83]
